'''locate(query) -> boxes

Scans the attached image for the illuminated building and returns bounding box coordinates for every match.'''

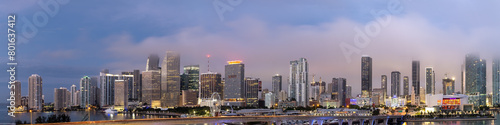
[381,75,387,100]
[443,77,455,95]
[265,92,274,108]
[12,81,21,107]
[245,77,260,107]
[121,70,142,102]
[224,60,245,106]
[391,71,400,97]
[493,57,500,105]
[182,89,198,106]
[412,60,421,102]
[426,67,435,95]
[464,53,486,106]
[100,70,133,107]
[272,74,282,102]
[80,76,98,107]
[141,70,161,107]
[289,58,309,107]
[181,65,200,91]
[29,74,43,111]
[426,94,470,111]
[54,87,70,110]
[161,51,181,107]
[372,88,384,105]
[403,76,409,97]
[114,79,128,108]
[71,84,77,106]
[361,56,372,98]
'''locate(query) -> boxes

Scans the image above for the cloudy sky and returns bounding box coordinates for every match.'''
[1,0,500,102]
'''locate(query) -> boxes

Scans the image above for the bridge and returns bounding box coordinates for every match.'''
[53,115,405,125]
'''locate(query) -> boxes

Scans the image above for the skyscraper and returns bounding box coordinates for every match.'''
[403,76,409,97]
[200,72,223,99]
[121,70,142,102]
[141,70,161,107]
[12,81,21,107]
[114,79,128,107]
[381,75,387,99]
[146,54,160,71]
[443,77,455,95]
[465,53,487,106]
[346,85,352,98]
[100,71,133,107]
[391,71,400,97]
[361,56,372,97]
[54,87,70,110]
[272,74,282,102]
[161,51,181,107]
[289,58,309,107]
[29,74,43,111]
[71,84,77,106]
[224,60,245,106]
[493,57,500,105]
[180,65,200,90]
[80,76,98,107]
[412,60,420,101]
[425,67,435,95]
[245,77,260,107]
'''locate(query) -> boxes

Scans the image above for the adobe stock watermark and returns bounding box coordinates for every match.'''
[19,0,69,44]
[7,14,17,117]
[340,0,406,63]
[213,0,243,21]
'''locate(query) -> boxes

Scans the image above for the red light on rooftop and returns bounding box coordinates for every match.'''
[227,60,242,64]
[207,54,211,58]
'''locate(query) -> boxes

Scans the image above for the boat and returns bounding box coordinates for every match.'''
[104,108,118,114]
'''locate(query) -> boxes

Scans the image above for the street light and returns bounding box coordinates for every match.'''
[30,110,32,125]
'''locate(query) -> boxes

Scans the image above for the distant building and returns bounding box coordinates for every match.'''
[403,76,409,97]
[346,85,352,98]
[200,72,223,99]
[465,53,487,106]
[12,81,21,107]
[272,74,282,102]
[70,85,77,106]
[265,92,274,108]
[289,58,309,107]
[426,67,436,95]
[443,77,455,95]
[161,51,181,108]
[412,60,421,102]
[391,71,400,97]
[381,75,387,100]
[224,60,245,107]
[121,70,142,102]
[100,70,133,107]
[54,87,70,110]
[180,65,200,91]
[278,90,287,102]
[492,57,500,105]
[182,89,198,106]
[372,88,384,105]
[331,78,346,107]
[420,87,425,104]
[146,54,160,71]
[245,77,260,107]
[141,70,161,106]
[426,94,470,111]
[29,74,43,111]
[114,79,128,108]
[361,56,372,98]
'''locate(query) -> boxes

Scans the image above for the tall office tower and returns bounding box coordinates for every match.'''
[161,51,181,108]
[465,53,487,106]
[114,79,128,107]
[80,76,92,107]
[200,72,223,99]
[272,74,282,102]
[381,75,387,100]
[245,77,260,107]
[403,76,409,97]
[54,87,70,110]
[289,58,309,107]
[146,54,160,71]
[89,76,99,106]
[11,81,21,107]
[425,67,436,95]
[443,77,455,95]
[412,60,420,101]
[493,57,500,105]
[391,71,400,97]
[100,71,134,107]
[331,78,346,106]
[141,70,161,107]
[346,85,352,98]
[180,65,200,90]
[361,56,372,98]
[71,84,77,106]
[29,74,43,111]
[419,87,425,104]
[224,60,245,106]
[122,70,142,102]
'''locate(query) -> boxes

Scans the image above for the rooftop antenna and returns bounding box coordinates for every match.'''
[207,54,211,72]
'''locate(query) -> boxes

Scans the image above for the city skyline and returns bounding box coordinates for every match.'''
[3,1,500,103]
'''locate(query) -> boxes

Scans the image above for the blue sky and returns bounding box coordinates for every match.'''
[1,0,500,102]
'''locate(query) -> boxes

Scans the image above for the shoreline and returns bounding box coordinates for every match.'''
[404,117,496,122]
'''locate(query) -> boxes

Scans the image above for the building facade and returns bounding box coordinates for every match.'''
[412,60,421,102]
[381,75,387,100]
[272,74,282,102]
[391,71,400,97]
[443,77,455,95]
[493,57,500,105]
[161,51,181,107]
[245,77,260,107]
[224,60,245,106]
[141,70,161,107]
[465,53,487,106]
[403,76,409,97]
[29,74,43,111]
[54,87,70,110]
[426,67,436,95]
[361,56,372,98]
[289,58,309,107]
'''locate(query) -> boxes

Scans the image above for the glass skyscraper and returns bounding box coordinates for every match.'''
[180,65,200,90]
[425,67,435,95]
[224,60,245,106]
[493,57,500,105]
[272,74,282,102]
[391,71,400,97]
[403,76,409,97]
[29,74,43,111]
[289,58,308,107]
[412,60,420,101]
[465,53,486,106]
[361,56,372,98]
[381,75,387,100]
[161,51,181,108]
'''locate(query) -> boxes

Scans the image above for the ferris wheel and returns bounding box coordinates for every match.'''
[209,92,222,116]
